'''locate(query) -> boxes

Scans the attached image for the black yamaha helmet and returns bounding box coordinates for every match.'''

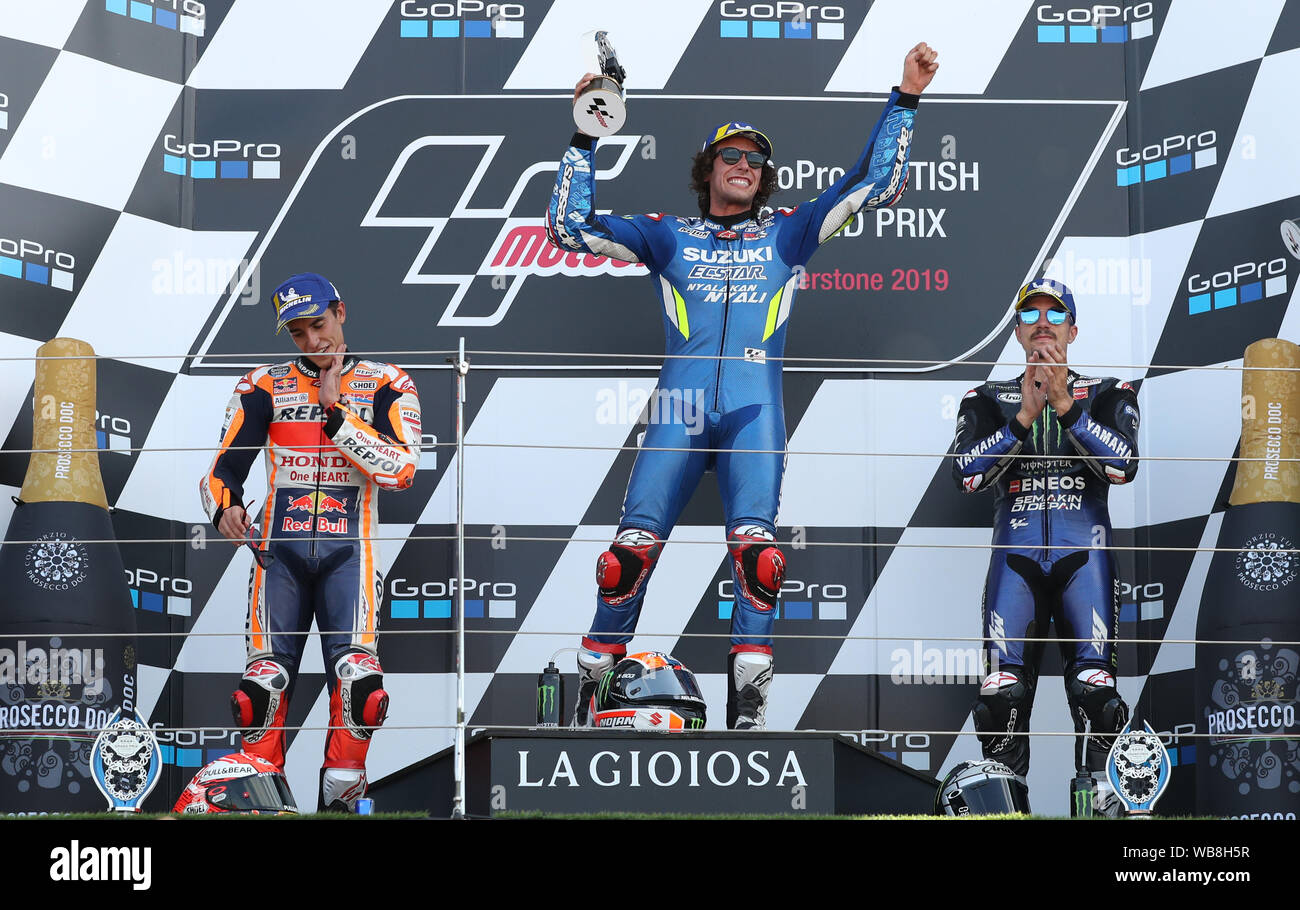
[591,651,707,731]
[935,760,1031,816]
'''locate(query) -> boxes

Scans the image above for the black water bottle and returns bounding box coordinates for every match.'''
[537,661,564,727]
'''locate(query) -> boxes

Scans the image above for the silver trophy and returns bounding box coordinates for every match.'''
[573,31,627,137]
[90,705,161,813]
[1104,719,1172,817]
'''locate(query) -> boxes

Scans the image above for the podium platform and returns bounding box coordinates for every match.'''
[369,730,939,817]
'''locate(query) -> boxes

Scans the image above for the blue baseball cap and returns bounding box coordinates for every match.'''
[271,273,341,334]
[701,121,773,160]
[1015,278,1076,323]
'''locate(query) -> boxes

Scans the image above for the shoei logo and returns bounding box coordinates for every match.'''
[718,2,846,39]
[1116,131,1216,186]
[162,134,281,180]
[389,577,518,619]
[0,236,75,291]
[397,1,525,38]
[105,0,205,36]
[1034,3,1154,42]
[361,135,646,326]
[1186,257,1288,316]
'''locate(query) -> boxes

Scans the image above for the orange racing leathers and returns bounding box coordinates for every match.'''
[200,355,419,788]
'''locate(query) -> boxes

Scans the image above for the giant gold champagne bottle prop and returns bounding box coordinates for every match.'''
[0,339,141,812]
[1196,338,1300,817]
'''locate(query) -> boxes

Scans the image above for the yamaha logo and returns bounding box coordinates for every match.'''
[24,532,88,591]
[1235,532,1297,592]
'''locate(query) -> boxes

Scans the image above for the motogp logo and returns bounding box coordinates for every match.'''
[359,134,646,327]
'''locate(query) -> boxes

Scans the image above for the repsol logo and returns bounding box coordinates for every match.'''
[681,247,773,263]
[516,748,808,788]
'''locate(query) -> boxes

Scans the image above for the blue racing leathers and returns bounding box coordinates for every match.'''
[547,89,917,658]
[951,371,1139,776]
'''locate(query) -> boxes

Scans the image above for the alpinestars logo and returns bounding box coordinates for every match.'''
[360,134,647,327]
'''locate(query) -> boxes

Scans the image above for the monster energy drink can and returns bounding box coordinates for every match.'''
[537,661,564,727]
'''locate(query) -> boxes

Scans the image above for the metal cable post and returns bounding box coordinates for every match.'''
[451,337,471,819]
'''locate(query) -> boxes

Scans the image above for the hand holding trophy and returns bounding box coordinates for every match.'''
[572,31,627,137]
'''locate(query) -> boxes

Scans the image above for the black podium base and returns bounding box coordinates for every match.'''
[369,730,938,817]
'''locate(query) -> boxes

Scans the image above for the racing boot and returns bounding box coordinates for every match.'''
[573,649,615,727]
[727,651,773,730]
[319,767,368,814]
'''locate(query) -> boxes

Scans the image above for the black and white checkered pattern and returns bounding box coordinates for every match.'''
[2,0,1297,814]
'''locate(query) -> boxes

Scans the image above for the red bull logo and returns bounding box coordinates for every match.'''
[284,491,349,515]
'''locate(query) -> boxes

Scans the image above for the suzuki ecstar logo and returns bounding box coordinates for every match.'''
[359,134,647,327]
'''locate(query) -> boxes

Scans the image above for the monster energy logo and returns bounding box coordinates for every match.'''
[597,670,615,706]
[538,684,558,717]
[1072,779,1095,817]
[688,717,705,730]
[1031,408,1063,452]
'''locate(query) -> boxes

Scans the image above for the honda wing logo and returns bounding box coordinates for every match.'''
[360,134,647,327]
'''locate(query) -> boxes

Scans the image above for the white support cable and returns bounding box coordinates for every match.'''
[1,534,1295,556]
[6,722,1282,741]
[2,347,1297,374]
[7,440,1293,465]
[0,626,1289,648]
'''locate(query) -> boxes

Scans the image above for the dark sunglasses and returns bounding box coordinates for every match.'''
[714,147,769,169]
[1017,307,1070,326]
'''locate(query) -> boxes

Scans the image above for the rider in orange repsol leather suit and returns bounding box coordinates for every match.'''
[200,272,420,812]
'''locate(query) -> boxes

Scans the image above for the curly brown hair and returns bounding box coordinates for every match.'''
[689,148,779,218]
